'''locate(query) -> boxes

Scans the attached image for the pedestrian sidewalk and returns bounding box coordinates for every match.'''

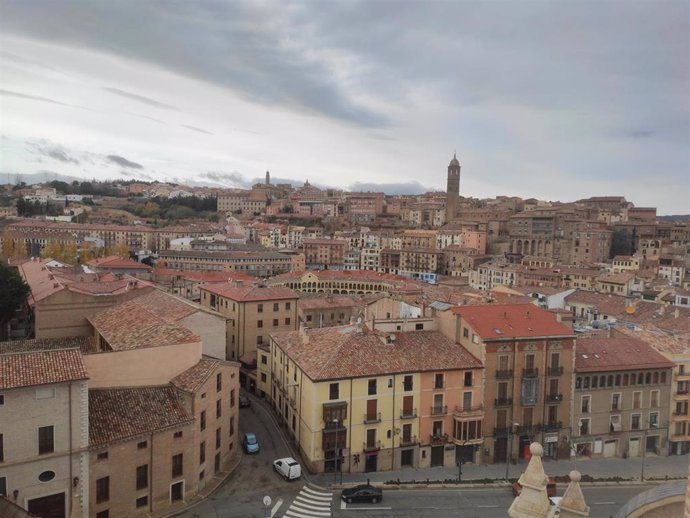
[310,453,690,488]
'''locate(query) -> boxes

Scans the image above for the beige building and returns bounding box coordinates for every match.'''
[573,336,673,459]
[0,341,89,518]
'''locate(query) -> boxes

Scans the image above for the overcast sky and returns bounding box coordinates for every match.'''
[0,1,688,213]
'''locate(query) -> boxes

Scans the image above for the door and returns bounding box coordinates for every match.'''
[430,445,444,467]
[603,440,617,457]
[629,438,640,457]
[401,449,413,467]
[494,437,507,463]
[27,492,66,518]
[402,395,413,416]
[365,453,377,472]
[366,399,377,421]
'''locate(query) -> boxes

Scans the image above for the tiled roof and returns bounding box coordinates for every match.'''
[303,239,348,245]
[130,290,198,321]
[452,303,574,340]
[171,358,220,392]
[88,298,200,351]
[598,272,635,284]
[201,284,298,301]
[87,255,152,270]
[0,349,88,389]
[153,268,254,283]
[89,386,192,446]
[16,258,65,305]
[0,336,94,355]
[297,295,359,310]
[565,290,628,314]
[271,326,482,381]
[574,336,674,372]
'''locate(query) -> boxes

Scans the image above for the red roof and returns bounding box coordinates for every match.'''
[575,336,674,372]
[1,349,88,389]
[303,239,348,245]
[87,255,151,270]
[201,284,298,301]
[452,303,574,340]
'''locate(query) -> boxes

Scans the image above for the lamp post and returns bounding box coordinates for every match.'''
[641,422,659,482]
[505,422,519,481]
[333,418,339,485]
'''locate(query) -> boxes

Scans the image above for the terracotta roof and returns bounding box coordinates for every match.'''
[89,386,192,446]
[153,268,254,283]
[16,258,65,305]
[271,327,482,381]
[574,336,674,372]
[0,336,94,355]
[201,284,298,301]
[88,298,200,351]
[171,358,220,392]
[452,303,574,340]
[598,272,635,284]
[0,349,88,389]
[565,290,628,315]
[303,239,348,245]
[130,290,198,321]
[87,255,152,270]
[297,295,359,310]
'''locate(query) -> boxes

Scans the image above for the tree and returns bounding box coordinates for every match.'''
[0,262,30,340]
[1,232,19,259]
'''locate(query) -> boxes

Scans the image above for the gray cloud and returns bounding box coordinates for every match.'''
[1,88,70,106]
[349,181,429,195]
[103,87,177,110]
[106,155,143,169]
[182,124,214,135]
[25,140,81,164]
[197,171,249,187]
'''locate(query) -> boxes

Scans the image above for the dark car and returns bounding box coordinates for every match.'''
[239,393,251,408]
[341,484,383,504]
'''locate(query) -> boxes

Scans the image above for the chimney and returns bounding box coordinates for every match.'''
[299,321,309,342]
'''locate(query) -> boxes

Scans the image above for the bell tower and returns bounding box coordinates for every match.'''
[446,153,461,222]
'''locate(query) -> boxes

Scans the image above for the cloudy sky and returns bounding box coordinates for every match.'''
[0,1,688,213]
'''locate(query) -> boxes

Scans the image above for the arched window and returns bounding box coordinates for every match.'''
[653,372,659,384]
[638,373,644,385]
[623,374,629,386]
[583,377,590,388]
[592,376,598,388]
[645,372,651,384]
[607,375,614,387]
[615,374,621,386]
[576,377,582,389]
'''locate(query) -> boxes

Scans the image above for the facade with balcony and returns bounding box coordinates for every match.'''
[449,303,575,464]
[268,324,482,474]
[573,336,673,459]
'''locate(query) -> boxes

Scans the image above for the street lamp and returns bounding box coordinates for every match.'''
[641,421,659,482]
[333,418,339,485]
[505,422,520,481]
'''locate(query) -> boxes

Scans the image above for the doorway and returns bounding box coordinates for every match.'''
[430,445,444,467]
[494,437,507,463]
[28,492,66,518]
[365,453,377,472]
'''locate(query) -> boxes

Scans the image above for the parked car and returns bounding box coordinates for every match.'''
[341,484,383,504]
[242,432,260,454]
[273,457,301,480]
[239,392,251,408]
[512,478,557,497]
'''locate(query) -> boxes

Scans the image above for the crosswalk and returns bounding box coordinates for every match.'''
[282,485,333,518]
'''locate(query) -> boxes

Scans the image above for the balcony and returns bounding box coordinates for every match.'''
[546,393,563,403]
[516,424,542,435]
[363,412,382,424]
[400,435,418,447]
[363,440,381,452]
[431,405,448,416]
[400,408,417,419]
[429,434,448,445]
[495,397,513,407]
[454,404,484,417]
[548,366,564,376]
[496,369,514,379]
[522,368,539,378]
[493,427,512,437]
[544,421,562,432]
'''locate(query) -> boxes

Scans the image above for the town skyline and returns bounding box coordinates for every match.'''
[1,1,688,213]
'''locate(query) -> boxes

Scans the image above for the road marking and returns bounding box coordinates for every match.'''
[477,505,500,508]
[283,485,333,518]
[270,498,283,517]
[594,501,617,505]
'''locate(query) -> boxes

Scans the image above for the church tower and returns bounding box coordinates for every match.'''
[265,170,271,185]
[446,153,460,222]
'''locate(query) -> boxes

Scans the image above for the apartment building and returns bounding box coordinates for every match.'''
[573,336,673,459]
[346,192,384,223]
[158,249,293,276]
[297,295,359,329]
[443,304,575,463]
[268,323,483,474]
[199,283,298,389]
[268,269,407,295]
[0,343,89,518]
[303,239,348,269]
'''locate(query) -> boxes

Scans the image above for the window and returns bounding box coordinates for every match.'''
[464,372,473,387]
[610,415,621,432]
[368,379,377,395]
[136,496,148,508]
[633,391,642,409]
[521,378,538,405]
[581,396,590,413]
[200,411,206,431]
[230,389,235,407]
[462,391,472,410]
[258,304,263,313]
[174,431,183,439]
[261,373,267,382]
[525,354,535,370]
[651,390,659,407]
[216,373,222,392]
[172,453,183,477]
[96,476,110,503]
[579,418,590,435]
[285,317,291,325]
[257,335,263,345]
[286,302,291,310]
[171,481,184,502]
[329,383,339,400]
[550,352,560,368]
[200,441,206,464]
[403,375,413,391]
[273,319,279,326]
[273,302,279,311]
[96,511,109,518]
[257,320,263,328]
[137,441,147,449]
[38,425,54,455]
[434,373,444,389]
[229,416,234,436]
[216,399,222,418]
[631,414,641,430]
[611,393,621,411]
[0,394,4,406]
[463,327,469,338]
[649,412,659,427]
[136,465,148,490]
[216,428,221,449]
[0,477,6,497]
[97,451,108,461]
[306,315,312,322]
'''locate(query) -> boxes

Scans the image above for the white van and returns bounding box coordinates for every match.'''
[273,457,301,481]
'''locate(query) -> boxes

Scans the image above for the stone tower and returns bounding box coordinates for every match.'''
[265,170,271,185]
[446,153,460,222]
